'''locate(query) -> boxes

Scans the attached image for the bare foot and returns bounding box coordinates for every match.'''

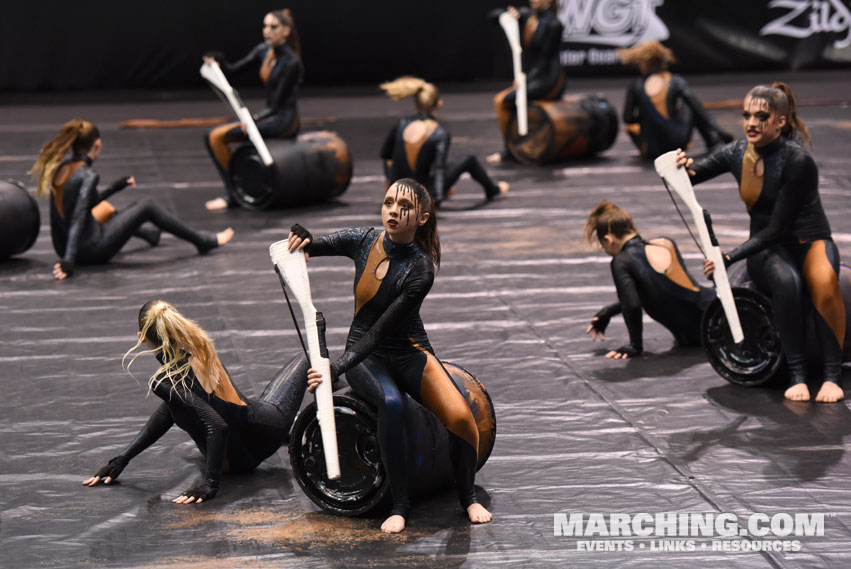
[205,197,230,211]
[497,181,510,196]
[467,503,492,524]
[217,227,235,246]
[486,152,502,164]
[784,383,811,402]
[380,514,405,534]
[815,381,844,403]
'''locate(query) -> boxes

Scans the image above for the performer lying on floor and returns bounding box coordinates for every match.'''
[287,178,492,533]
[29,120,233,280]
[677,82,845,403]
[488,0,565,164]
[83,300,320,504]
[380,76,508,206]
[617,41,732,159]
[584,200,714,359]
[203,8,303,211]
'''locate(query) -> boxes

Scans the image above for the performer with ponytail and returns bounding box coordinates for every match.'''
[30,120,233,280]
[487,0,565,164]
[618,41,732,159]
[203,9,303,211]
[677,82,845,403]
[83,300,319,504]
[287,178,492,533]
[380,76,509,206]
[584,200,715,359]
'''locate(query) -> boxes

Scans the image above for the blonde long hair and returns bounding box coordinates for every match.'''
[29,119,100,197]
[617,41,676,72]
[380,76,440,113]
[124,300,223,396]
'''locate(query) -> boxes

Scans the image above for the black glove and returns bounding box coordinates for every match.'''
[94,455,129,481]
[613,344,642,358]
[203,51,226,63]
[591,305,618,333]
[58,259,75,277]
[290,224,313,251]
[179,477,219,502]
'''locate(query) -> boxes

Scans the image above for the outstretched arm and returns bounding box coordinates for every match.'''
[609,256,643,358]
[82,402,174,486]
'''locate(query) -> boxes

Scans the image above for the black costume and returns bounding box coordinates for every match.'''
[381,114,501,204]
[93,355,310,500]
[205,42,303,205]
[691,137,845,385]
[50,156,217,275]
[593,235,715,356]
[299,225,481,520]
[623,72,732,159]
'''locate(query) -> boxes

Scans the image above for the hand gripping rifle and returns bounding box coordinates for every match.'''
[200,60,274,167]
[269,239,341,480]
[654,151,744,344]
[498,11,528,136]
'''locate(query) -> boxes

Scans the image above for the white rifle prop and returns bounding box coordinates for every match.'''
[654,151,744,344]
[200,61,274,166]
[269,239,341,480]
[498,11,528,136]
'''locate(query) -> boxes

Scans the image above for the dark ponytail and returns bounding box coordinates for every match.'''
[270,9,301,57]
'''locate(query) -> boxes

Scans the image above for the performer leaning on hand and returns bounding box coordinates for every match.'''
[584,200,715,360]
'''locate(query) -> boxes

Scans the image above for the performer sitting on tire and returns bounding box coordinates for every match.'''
[618,41,733,160]
[203,9,303,211]
[487,0,565,164]
[287,178,492,533]
[380,76,509,206]
[584,200,715,359]
[677,82,845,403]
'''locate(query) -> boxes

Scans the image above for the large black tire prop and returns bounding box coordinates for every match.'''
[289,362,496,516]
[0,179,40,261]
[701,287,784,387]
[229,131,352,209]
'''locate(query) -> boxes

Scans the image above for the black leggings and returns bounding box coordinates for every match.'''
[78,199,217,264]
[445,155,500,199]
[748,240,844,385]
[345,350,479,519]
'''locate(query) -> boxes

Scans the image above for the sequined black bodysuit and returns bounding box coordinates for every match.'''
[691,137,844,384]
[594,235,715,356]
[308,227,481,519]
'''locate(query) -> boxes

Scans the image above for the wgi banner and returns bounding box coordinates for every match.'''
[557,0,851,71]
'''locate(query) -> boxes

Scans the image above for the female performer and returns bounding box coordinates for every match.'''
[584,200,714,359]
[30,120,233,280]
[677,82,845,403]
[287,178,492,533]
[618,41,732,159]
[380,76,509,206]
[83,300,319,504]
[203,9,303,211]
[487,0,565,164]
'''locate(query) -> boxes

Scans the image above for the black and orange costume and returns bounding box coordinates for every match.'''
[492,6,565,152]
[297,225,481,520]
[623,73,732,159]
[50,155,217,276]
[381,114,502,205]
[205,42,303,206]
[691,137,845,385]
[592,235,715,357]
[90,355,310,501]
